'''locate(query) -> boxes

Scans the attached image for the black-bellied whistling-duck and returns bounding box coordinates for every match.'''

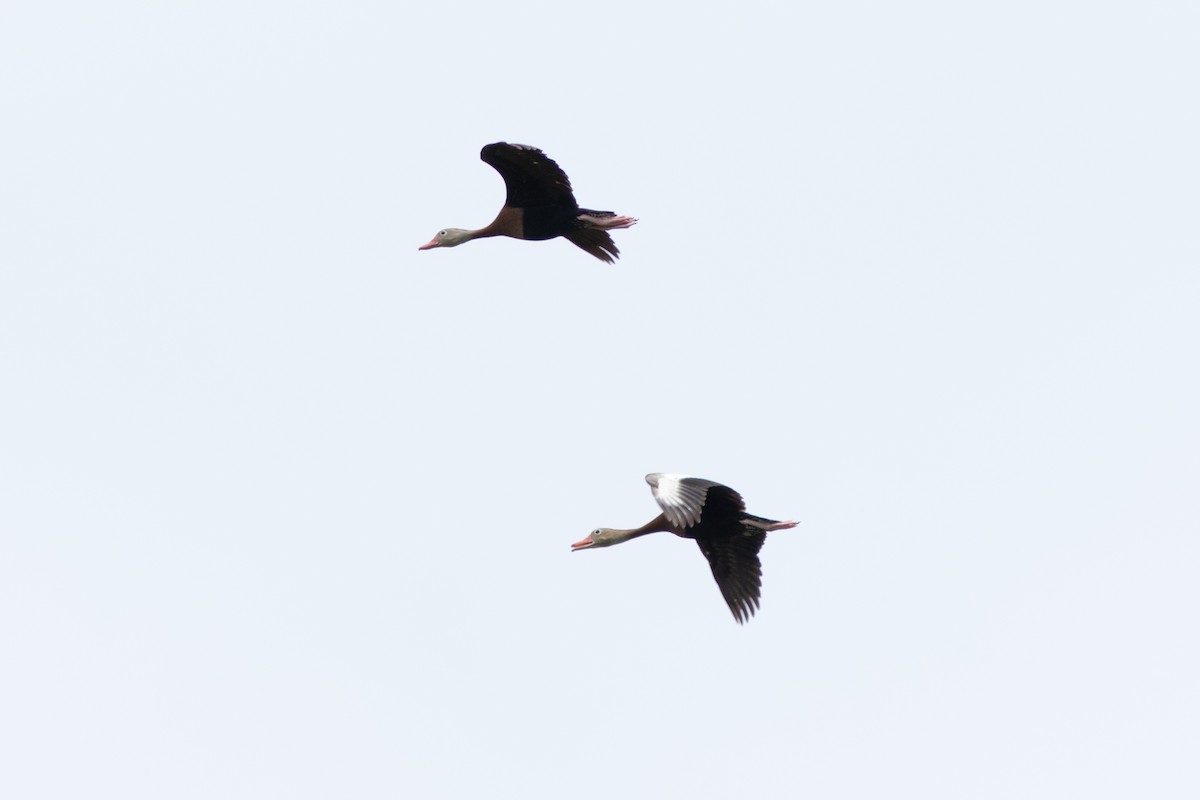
[419,142,637,263]
[571,473,798,623]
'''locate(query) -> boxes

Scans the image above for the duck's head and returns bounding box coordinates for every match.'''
[418,228,473,250]
[570,528,623,551]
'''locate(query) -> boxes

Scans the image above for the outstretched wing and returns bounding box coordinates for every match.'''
[480,142,578,209]
[564,228,621,264]
[646,473,743,530]
[696,526,767,624]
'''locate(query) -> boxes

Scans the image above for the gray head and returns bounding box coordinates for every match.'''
[418,228,474,250]
[570,528,624,551]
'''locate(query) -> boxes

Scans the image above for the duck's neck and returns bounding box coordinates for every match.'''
[464,226,496,241]
[612,513,673,544]
[473,206,523,240]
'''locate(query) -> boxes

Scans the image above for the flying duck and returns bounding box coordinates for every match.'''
[572,473,797,623]
[419,142,637,263]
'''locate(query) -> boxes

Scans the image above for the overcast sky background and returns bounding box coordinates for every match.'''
[2,2,1198,798]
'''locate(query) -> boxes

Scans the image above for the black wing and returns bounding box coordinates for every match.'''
[480,142,578,210]
[696,525,767,624]
[564,228,621,264]
[687,484,764,623]
[692,483,747,530]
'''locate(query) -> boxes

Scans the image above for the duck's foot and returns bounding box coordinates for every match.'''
[578,213,638,230]
[744,518,799,531]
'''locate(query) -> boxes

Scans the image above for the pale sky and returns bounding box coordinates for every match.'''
[2,2,1198,798]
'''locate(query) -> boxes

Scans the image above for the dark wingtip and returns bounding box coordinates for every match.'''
[730,598,760,625]
[564,228,621,264]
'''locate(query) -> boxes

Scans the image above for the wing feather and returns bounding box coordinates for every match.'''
[646,473,740,530]
[480,142,578,209]
[564,228,620,263]
[696,526,767,624]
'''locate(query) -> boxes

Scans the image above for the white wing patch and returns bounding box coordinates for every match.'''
[646,473,720,529]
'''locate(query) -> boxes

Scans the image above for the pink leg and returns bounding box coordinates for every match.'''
[742,518,799,531]
[577,213,638,230]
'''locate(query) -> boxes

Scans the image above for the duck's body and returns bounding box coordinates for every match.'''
[572,473,797,623]
[419,142,636,263]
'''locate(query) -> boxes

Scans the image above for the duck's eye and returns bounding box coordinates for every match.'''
[439,230,447,236]
[592,529,601,536]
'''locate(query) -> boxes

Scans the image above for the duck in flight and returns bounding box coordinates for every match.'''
[571,474,798,623]
[419,142,637,263]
